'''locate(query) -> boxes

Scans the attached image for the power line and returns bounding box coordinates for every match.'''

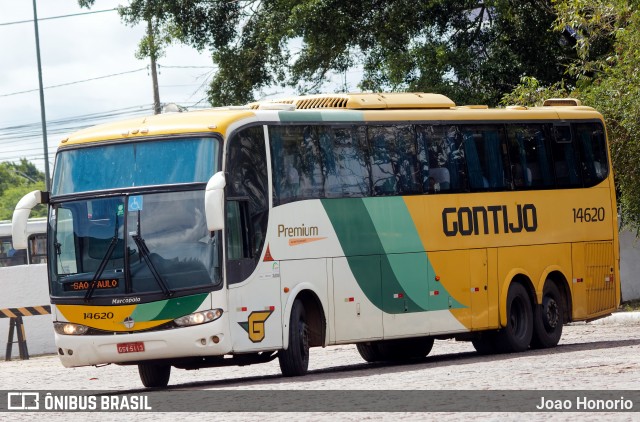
[0,101,209,146]
[158,65,217,69]
[0,8,118,27]
[0,67,148,98]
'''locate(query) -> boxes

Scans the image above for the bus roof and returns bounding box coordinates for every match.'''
[58,93,602,147]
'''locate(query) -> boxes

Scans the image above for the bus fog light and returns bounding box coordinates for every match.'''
[211,336,220,344]
[174,309,223,327]
[54,322,89,335]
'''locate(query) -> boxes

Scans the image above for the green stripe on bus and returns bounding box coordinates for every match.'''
[130,293,208,321]
[321,198,424,313]
[278,110,365,122]
[362,197,463,310]
[322,197,464,313]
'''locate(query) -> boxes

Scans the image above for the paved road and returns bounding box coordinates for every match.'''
[1,314,639,421]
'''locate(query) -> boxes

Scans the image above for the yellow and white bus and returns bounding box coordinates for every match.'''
[12,93,619,388]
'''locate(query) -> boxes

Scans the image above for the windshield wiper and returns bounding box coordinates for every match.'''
[131,234,174,298]
[84,214,120,303]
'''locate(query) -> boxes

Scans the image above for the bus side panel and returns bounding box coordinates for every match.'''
[571,241,618,320]
[497,244,572,327]
[430,249,490,332]
[279,257,329,344]
[332,256,383,343]
[487,247,500,329]
[571,243,588,319]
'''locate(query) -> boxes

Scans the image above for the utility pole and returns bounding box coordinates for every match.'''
[32,0,51,190]
[148,18,161,114]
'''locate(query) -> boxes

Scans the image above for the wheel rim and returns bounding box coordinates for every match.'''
[543,296,560,329]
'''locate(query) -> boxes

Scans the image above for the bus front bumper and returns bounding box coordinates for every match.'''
[54,318,232,367]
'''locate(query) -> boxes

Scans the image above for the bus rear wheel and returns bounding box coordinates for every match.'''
[278,299,309,376]
[471,331,498,355]
[497,282,533,353]
[531,282,564,349]
[138,363,171,388]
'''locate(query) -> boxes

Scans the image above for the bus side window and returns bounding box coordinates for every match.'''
[418,124,465,193]
[318,126,370,198]
[574,123,609,186]
[0,237,13,267]
[368,126,398,195]
[551,125,582,187]
[270,126,322,204]
[506,124,554,189]
[28,233,47,264]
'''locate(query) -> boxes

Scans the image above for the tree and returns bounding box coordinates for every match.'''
[80,0,575,106]
[0,160,46,220]
[501,1,640,232]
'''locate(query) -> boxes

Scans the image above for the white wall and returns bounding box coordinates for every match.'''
[620,229,640,302]
[0,264,54,358]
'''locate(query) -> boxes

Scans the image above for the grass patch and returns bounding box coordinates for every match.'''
[620,299,640,311]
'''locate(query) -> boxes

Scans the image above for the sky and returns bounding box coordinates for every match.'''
[0,1,360,177]
[0,1,256,174]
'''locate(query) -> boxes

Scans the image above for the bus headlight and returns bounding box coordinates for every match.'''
[54,322,89,335]
[174,309,223,327]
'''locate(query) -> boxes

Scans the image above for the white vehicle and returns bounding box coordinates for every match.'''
[0,217,46,267]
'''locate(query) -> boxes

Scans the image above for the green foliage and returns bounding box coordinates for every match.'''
[0,160,47,220]
[500,76,572,107]
[82,0,576,106]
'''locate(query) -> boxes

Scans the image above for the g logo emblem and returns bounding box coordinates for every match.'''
[239,310,273,343]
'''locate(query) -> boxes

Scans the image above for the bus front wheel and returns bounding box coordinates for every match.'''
[531,282,564,348]
[278,299,309,376]
[138,363,171,388]
[497,282,533,353]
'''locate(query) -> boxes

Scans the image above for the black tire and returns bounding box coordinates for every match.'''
[138,363,171,388]
[357,337,434,362]
[356,342,384,362]
[278,299,309,376]
[471,331,499,355]
[496,283,533,353]
[531,282,564,349]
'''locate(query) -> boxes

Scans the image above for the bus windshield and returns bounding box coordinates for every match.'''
[49,190,221,299]
[51,137,219,196]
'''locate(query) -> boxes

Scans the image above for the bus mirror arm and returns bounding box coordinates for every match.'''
[205,172,226,232]
[12,190,49,250]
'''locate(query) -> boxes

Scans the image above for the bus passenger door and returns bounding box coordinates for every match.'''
[332,256,383,342]
[226,200,283,353]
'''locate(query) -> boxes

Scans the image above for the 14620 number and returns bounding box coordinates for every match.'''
[573,207,605,223]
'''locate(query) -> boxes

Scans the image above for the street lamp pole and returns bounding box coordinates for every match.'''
[32,0,51,190]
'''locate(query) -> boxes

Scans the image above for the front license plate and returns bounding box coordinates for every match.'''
[117,342,145,354]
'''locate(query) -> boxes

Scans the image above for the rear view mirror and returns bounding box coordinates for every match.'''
[205,172,226,231]
[12,190,48,249]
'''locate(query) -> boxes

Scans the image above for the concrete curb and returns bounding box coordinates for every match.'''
[583,311,640,325]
